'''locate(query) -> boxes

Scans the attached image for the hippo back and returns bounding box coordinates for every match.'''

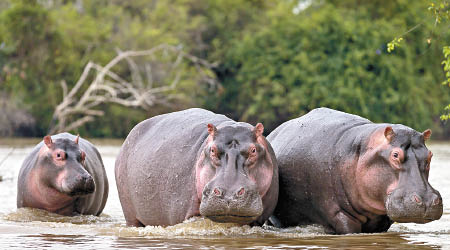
[268,108,373,162]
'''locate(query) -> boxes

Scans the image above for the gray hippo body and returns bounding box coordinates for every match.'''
[115,108,278,226]
[17,133,108,216]
[268,108,442,234]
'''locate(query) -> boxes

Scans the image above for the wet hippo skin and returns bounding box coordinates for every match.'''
[267,108,443,234]
[17,133,109,216]
[115,108,278,227]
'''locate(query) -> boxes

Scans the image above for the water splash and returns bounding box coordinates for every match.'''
[99,217,327,238]
[3,210,327,238]
[4,208,117,225]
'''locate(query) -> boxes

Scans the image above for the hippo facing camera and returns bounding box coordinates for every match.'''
[115,108,279,227]
[267,108,443,234]
[17,133,109,216]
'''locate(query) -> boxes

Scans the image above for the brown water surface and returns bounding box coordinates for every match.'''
[0,138,449,249]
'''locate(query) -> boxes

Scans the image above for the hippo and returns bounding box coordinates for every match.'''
[17,133,108,216]
[267,108,443,234]
[115,108,278,226]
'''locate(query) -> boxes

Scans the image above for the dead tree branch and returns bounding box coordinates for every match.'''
[49,44,218,134]
[0,148,15,168]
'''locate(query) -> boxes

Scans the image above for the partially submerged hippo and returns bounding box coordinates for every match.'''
[115,108,278,226]
[267,108,442,234]
[17,133,109,216]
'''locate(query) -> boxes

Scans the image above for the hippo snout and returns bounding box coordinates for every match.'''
[65,174,95,196]
[199,185,263,224]
[81,174,95,193]
[386,190,443,223]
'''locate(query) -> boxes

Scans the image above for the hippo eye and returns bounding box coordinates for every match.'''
[55,151,65,160]
[393,152,399,158]
[251,148,256,154]
[210,146,219,159]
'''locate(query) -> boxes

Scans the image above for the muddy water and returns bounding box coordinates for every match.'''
[0,138,449,249]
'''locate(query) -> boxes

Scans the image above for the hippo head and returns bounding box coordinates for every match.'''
[356,126,442,223]
[196,122,276,224]
[37,135,95,196]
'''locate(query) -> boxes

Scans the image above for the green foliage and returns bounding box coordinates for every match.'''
[1,0,449,137]
[387,37,403,53]
[429,0,450,121]
[210,0,450,132]
[429,0,450,23]
[441,46,450,120]
[1,0,63,135]
[443,46,450,86]
[0,0,217,136]
[441,104,450,120]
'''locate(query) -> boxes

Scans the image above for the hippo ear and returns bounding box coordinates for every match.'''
[74,134,80,144]
[207,124,217,137]
[384,126,395,142]
[43,135,53,149]
[253,123,264,137]
[423,129,432,141]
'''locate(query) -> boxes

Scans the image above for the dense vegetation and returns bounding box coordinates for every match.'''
[1,0,449,138]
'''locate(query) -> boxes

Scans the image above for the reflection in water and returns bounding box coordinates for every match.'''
[0,232,440,250]
[0,140,448,249]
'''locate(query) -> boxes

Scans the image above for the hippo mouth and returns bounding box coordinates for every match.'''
[392,217,434,223]
[385,192,443,223]
[66,189,94,196]
[206,214,258,224]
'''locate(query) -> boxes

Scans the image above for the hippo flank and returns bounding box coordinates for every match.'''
[267,108,443,234]
[17,133,109,216]
[115,108,278,226]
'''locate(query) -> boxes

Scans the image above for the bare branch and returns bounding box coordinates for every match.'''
[145,63,154,88]
[49,44,218,133]
[60,80,68,98]
[116,47,144,89]
[64,116,96,132]
[0,148,15,168]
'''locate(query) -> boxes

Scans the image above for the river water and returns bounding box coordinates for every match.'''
[0,138,449,249]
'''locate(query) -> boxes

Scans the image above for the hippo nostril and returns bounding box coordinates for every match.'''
[213,188,222,197]
[84,176,95,191]
[433,197,442,206]
[237,187,245,197]
[80,174,91,181]
[413,194,423,205]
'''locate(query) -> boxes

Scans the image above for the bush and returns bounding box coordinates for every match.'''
[210,1,450,133]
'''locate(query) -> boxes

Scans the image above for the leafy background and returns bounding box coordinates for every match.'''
[1,0,449,138]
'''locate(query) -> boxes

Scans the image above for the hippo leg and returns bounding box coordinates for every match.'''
[332,211,361,234]
[121,195,144,227]
[116,174,143,226]
[119,189,144,227]
[362,215,393,233]
[267,215,284,228]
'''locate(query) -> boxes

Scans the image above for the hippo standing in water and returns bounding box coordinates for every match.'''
[17,133,108,216]
[115,108,278,226]
[267,108,443,234]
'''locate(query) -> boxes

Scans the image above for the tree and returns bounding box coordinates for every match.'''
[49,44,217,133]
[429,1,450,120]
[388,0,450,122]
[210,0,450,133]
